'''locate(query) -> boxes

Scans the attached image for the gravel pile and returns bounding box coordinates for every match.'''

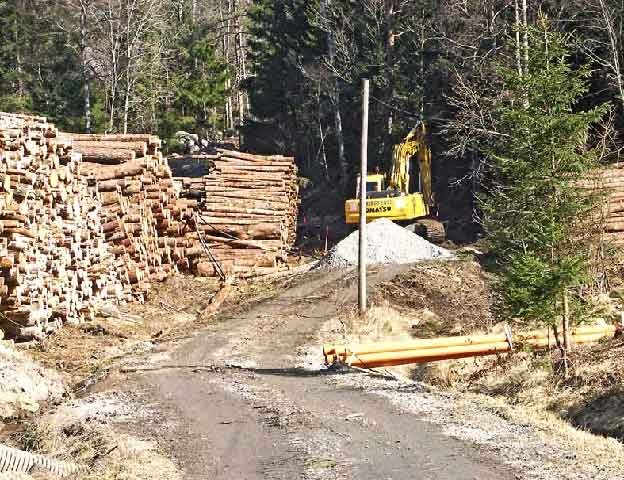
[322,218,452,268]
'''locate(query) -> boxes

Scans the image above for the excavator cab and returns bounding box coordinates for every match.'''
[356,174,400,199]
[357,174,385,197]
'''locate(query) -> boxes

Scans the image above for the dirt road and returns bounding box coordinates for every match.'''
[113,268,518,480]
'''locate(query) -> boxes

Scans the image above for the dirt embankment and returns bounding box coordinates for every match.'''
[465,336,624,441]
[0,342,66,421]
[375,258,497,336]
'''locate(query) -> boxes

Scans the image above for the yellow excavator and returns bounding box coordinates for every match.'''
[344,122,445,243]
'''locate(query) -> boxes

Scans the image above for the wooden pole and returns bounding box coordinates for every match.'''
[359,79,370,316]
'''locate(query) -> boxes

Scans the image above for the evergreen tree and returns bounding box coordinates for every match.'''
[175,29,229,127]
[481,23,609,327]
[245,0,325,163]
[0,1,35,112]
[247,0,321,122]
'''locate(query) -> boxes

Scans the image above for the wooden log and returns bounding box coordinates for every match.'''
[73,140,148,157]
[197,222,283,240]
[82,161,146,181]
[216,148,293,163]
[199,233,282,251]
[196,260,233,277]
[78,146,136,164]
[69,133,161,147]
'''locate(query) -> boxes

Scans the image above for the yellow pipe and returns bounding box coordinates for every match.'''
[346,342,512,368]
[326,330,616,368]
[324,325,616,358]
[324,333,509,358]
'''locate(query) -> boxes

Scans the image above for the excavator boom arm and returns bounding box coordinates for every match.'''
[389,122,433,206]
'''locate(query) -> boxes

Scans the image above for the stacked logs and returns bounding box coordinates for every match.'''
[0,111,300,338]
[72,134,179,300]
[591,168,624,245]
[0,113,123,340]
[170,150,299,278]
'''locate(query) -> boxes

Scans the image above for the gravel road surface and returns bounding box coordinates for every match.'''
[108,267,622,479]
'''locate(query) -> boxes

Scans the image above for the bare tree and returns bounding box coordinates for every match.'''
[580,0,624,108]
[318,0,348,186]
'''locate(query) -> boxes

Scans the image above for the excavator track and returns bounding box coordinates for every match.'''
[404,219,446,244]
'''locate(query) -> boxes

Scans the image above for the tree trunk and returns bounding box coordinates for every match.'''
[80,2,91,133]
[323,0,347,188]
[104,1,121,132]
[221,0,234,130]
[108,14,117,132]
[562,289,570,376]
[235,0,246,125]
[599,0,624,107]
[382,0,397,173]
[522,0,529,72]
[333,91,347,186]
[122,2,133,136]
[319,122,329,181]
[14,2,23,98]
[515,0,523,75]
[123,82,130,135]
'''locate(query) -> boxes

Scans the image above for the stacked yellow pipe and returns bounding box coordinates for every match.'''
[324,325,618,369]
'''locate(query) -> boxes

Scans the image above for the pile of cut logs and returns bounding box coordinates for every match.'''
[591,166,624,245]
[171,150,299,278]
[72,133,179,299]
[0,111,300,339]
[0,113,123,339]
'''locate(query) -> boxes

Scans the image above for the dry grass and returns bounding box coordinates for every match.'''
[13,393,182,480]
[451,389,624,474]
[340,302,418,344]
[336,301,485,384]
[83,435,181,480]
[448,336,624,441]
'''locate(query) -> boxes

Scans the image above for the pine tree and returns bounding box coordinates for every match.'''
[175,29,229,127]
[245,0,325,161]
[481,23,609,327]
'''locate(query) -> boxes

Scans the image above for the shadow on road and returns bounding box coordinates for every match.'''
[120,363,399,381]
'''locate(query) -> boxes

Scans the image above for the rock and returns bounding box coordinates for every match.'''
[0,341,65,420]
[0,392,40,418]
[174,131,199,144]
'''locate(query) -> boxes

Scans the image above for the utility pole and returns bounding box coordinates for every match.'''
[359,79,370,316]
